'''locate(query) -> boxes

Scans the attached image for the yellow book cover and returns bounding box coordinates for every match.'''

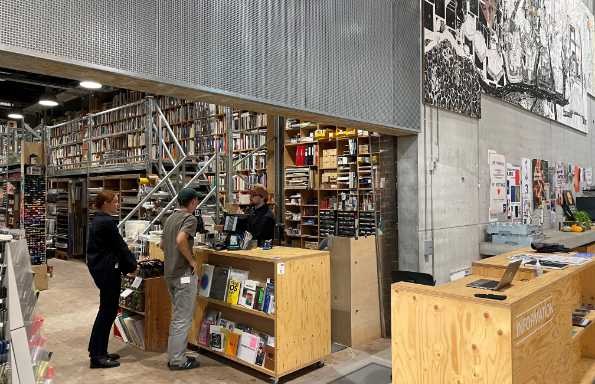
[227,279,241,305]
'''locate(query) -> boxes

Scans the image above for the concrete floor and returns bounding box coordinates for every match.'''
[38,259,391,383]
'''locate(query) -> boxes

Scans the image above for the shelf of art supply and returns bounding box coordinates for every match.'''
[189,246,330,382]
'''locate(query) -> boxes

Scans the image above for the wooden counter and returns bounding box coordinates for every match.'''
[189,246,331,383]
[392,249,595,384]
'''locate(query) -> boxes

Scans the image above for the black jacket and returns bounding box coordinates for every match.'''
[87,212,137,288]
[247,204,275,246]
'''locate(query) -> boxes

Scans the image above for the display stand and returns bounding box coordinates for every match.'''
[392,248,595,384]
[189,246,331,383]
[115,276,171,353]
[330,236,381,347]
[7,237,41,384]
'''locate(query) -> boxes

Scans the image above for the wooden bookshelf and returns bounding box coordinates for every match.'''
[116,276,171,353]
[283,120,381,248]
[87,174,143,225]
[189,246,330,383]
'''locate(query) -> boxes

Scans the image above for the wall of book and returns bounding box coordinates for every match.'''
[284,120,381,249]
[47,92,273,207]
[23,168,46,265]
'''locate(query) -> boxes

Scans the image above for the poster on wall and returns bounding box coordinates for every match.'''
[489,150,507,221]
[532,159,548,209]
[555,161,567,206]
[422,0,593,132]
[507,164,521,222]
[521,158,533,224]
[574,164,581,192]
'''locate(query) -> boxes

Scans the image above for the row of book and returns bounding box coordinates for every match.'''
[294,144,318,167]
[233,112,268,131]
[236,153,267,171]
[91,134,146,152]
[49,120,85,147]
[114,313,145,350]
[93,103,147,126]
[231,131,267,152]
[198,310,275,370]
[90,118,145,138]
[231,174,267,193]
[199,264,275,314]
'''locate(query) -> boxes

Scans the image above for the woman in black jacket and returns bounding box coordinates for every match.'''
[87,191,137,369]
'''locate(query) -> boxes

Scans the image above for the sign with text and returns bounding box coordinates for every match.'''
[514,296,555,345]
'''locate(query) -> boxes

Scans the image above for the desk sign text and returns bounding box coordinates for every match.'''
[514,296,555,344]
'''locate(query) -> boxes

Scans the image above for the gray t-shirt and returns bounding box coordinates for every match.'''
[163,210,197,279]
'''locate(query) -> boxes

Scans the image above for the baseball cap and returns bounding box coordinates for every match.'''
[177,187,201,206]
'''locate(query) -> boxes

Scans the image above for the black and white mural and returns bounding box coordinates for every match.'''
[423,0,595,132]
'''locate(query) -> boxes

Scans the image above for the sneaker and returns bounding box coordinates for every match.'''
[168,358,200,371]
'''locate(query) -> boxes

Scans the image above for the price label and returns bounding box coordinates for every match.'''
[131,276,143,289]
[120,288,133,298]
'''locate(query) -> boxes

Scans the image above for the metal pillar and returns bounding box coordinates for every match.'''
[224,107,234,205]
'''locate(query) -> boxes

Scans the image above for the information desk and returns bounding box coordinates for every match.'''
[189,246,331,383]
[392,250,595,384]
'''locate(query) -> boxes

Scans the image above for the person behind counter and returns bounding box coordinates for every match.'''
[87,191,137,369]
[161,187,202,371]
[246,184,275,246]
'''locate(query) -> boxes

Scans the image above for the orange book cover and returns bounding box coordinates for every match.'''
[225,331,241,357]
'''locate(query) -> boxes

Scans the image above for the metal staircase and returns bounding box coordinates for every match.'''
[117,99,267,236]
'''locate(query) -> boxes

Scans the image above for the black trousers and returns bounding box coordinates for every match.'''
[88,271,121,359]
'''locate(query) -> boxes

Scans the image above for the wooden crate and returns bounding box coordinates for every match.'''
[189,246,331,382]
[392,249,595,384]
[116,276,171,352]
[330,236,381,347]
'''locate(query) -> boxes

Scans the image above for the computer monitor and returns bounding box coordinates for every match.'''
[223,213,248,234]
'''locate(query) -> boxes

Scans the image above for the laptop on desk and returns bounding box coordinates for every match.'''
[466,260,522,291]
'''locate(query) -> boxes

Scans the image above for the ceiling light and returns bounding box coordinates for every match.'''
[79,80,102,89]
[7,113,24,119]
[38,97,58,107]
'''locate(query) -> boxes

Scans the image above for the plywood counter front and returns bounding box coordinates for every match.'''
[189,246,331,382]
[392,250,595,384]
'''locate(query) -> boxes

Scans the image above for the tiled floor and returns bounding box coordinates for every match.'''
[38,259,391,383]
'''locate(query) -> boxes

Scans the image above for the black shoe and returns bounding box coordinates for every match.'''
[90,357,120,369]
[107,353,121,360]
[168,358,200,371]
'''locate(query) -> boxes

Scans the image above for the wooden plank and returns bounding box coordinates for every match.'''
[276,253,331,375]
[199,297,275,320]
[350,236,382,346]
[392,285,513,384]
[330,237,352,346]
[143,277,172,352]
[194,246,326,262]
[199,345,275,377]
[576,357,595,384]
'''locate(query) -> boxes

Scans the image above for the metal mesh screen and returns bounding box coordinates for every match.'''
[0,0,420,131]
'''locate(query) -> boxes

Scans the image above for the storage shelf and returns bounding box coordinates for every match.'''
[199,296,275,320]
[572,311,595,340]
[198,345,275,376]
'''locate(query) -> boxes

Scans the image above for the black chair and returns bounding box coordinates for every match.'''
[392,270,435,286]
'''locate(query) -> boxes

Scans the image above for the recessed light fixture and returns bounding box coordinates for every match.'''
[7,113,24,119]
[38,97,58,107]
[79,80,102,89]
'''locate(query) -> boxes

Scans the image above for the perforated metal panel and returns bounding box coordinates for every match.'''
[0,0,421,132]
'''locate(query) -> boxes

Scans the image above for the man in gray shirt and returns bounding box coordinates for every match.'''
[161,187,201,370]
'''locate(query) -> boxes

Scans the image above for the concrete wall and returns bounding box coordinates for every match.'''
[398,95,595,283]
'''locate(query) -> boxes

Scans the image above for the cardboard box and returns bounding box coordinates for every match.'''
[149,241,164,261]
[21,142,45,165]
[32,264,48,291]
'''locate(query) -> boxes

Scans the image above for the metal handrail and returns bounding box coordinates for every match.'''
[141,156,217,234]
[117,154,189,230]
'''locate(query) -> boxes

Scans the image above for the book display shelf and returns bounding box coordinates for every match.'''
[114,275,171,353]
[47,180,69,259]
[189,247,330,383]
[283,120,381,248]
[87,174,143,225]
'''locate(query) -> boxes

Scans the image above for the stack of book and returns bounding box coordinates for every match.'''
[285,167,314,190]
[198,264,275,315]
[114,313,145,350]
[198,310,275,371]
